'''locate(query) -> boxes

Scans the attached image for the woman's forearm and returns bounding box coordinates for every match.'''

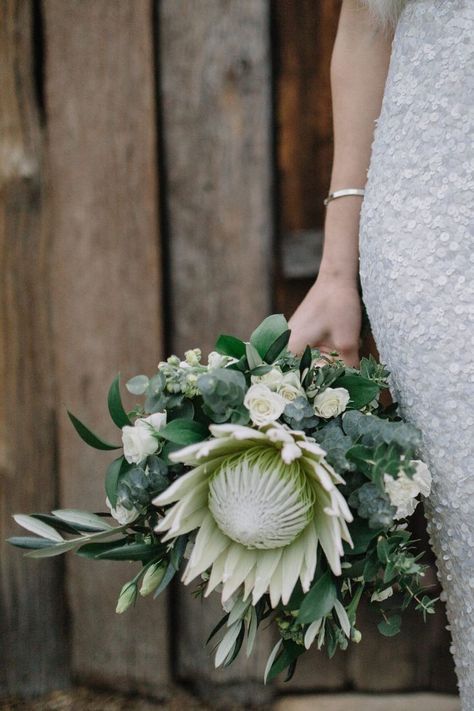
[319,0,393,282]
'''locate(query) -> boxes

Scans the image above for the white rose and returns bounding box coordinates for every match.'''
[250,367,283,391]
[276,371,304,403]
[243,384,286,426]
[106,497,140,525]
[121,412,167,464]
[313,387,350,418]
[412,460,432,497]
[207,351,237,369]
[383,472,420,519]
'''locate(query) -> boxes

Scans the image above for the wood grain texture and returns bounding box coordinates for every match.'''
[160,0,273,358]
[43,0,169,694]
[159,0,274,696]
[0,0,69,696]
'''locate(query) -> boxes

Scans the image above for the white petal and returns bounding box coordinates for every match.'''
[156,506,208,541]
[152,464,209,505]
[155,480,208,530]
[209,423,265,441]
[243,565,257,602]
[222,547,258,603]
[182,516,229,583]
[269,560,283,608]
[300,521,319,591]
[314,501,342,576]
[252,548,283,604]
[304,618,323,649]
[246,606,258,657]
[204,547,229,596]
[281,534,307,606]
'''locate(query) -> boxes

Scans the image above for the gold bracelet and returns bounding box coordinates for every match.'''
[323,188,366,206]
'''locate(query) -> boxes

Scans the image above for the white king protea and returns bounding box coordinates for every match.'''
[153,423,353,608]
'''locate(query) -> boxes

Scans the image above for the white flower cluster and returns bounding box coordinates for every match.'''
[384,460,432,519]
[242,366,350,426]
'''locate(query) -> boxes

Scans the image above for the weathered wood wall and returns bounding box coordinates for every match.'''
[0,0,69,696]
[44,0,169,695]
[159,1,275,703]
[0,0,457,700]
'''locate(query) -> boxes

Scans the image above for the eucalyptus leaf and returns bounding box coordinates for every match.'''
[95,542,165,561]
[378,614,401,637]
[126,374,150,395]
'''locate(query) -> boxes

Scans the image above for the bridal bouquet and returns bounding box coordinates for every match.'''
[10,315,437,682]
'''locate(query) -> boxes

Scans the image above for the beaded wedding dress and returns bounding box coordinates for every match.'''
[358,0,474,706]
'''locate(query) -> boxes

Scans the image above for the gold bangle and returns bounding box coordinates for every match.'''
[323,188,365,206]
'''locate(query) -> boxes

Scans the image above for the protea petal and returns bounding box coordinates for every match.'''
[153,463,209,506]
[159,507,208,541]
[269,560,283,608]
[252,548,283,605]
[281,534,307,605]
[205,547,229,596]
[221,546,258,603]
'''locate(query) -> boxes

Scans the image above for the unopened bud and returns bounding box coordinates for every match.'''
[139,563,166,597]
[351,628,362,643]
[116,582,138,614]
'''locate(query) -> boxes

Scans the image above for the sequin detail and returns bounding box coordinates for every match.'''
[359,1,474,706]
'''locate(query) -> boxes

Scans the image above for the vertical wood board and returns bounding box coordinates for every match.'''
[44,0,169,694]
[0,0,69,696]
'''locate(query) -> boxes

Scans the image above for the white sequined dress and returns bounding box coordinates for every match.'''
[358,1,474,706]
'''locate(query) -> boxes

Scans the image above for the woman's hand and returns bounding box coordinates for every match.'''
[288,272,362,367]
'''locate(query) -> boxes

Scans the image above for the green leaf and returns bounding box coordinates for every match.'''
[215,334,246,359]
[250,314,289,358]
[266,639,305,683]
[245,342,264,370]
[206,613,230,645]
[299,345,312,374]
[13,514,64,542]
[333,374,380,410]
[105,456,132,508]
[344,519,383,556]
[95,542,165,561]
[24,541,81,558]
[378,614,401,637]
[108,375,132,428]
[159,418,208,445]
[29,514,79,535]
[76,539,129,559]
[263,329,291,364]
[7,536,58,550]
[52,509,113,531]
[67,411,121,451]
[126,374,150,395]
[297,571,337,625]
[153,560,177,598]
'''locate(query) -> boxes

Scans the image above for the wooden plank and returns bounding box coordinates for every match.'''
[43,0,169,694]
[273,0,341,317]
[159,0,274,697]
[0,0,69,696]
[160,0,273,357]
